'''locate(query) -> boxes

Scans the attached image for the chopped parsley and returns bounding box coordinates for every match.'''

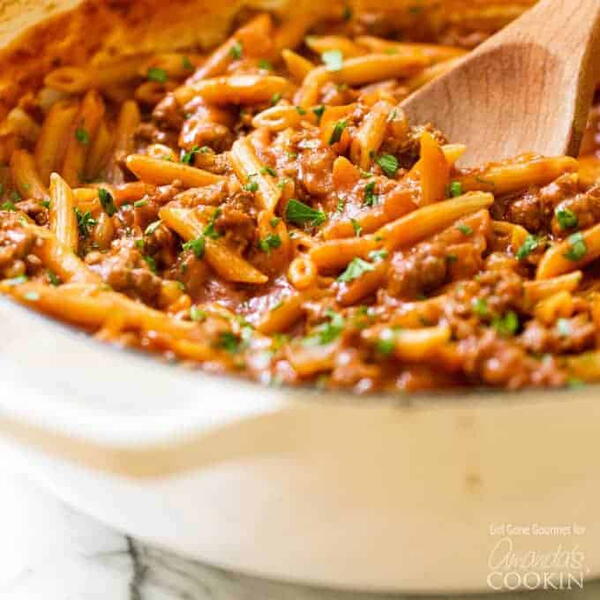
[336,198,346,212]
[351,219,362,237]
[472,297,489,318]
[260,165,277,177]
[243,175,259,192]
[328,119,347,145]
[0,200,16,211]
[229,41,243,60]
[182,209,221,257]
[203,208,222,239]
[555,206,578,230]
[338,257,375,283]
[303,310,345,346]
[363,181,378,207]
[75,127,90,145]
[74,207,97,237]
[321,49,344,72]
[447,181,463,198]
[270,92,282,105]
[295,106,307,115]
[516,234,542,260]
[147,67,168,83]
[258,234,282,253]
[182,55,194,70]
[376,328,398,356]
[285,199,326,226]
[492,311,519,337]
[312,105,325,122]
[217,331,241,353]
[133,199,148,208]
[368,249,388,262]
[563,232,587,261]
[456,224,473,236]
[181,145,201,165]
[183,236,206,258]
[144,220,162,235]
[376,154,399,178]
[189,306,207,322]
[40,200,51,209]
[98,188,116,216]
[47,270,61,286]
[270,217,281,228]
[258,58,273,71]
[142,254,157,273]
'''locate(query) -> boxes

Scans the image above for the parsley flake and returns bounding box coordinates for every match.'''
[328,119,348,145]
[351,219,362,237]
[285,199,326,227]
[368,249,388,262]
[492,311,519,337]
[516,234,542,260]
[75,127,90,145]
[376,154,399,178]
[303,310,345,346]
[260,165,277,177]
[338,257,375,283]
[147,67,168,83]
[563,232,587,261]
[229,41,243,60]
[363,181,378,207]
[181,145,201,165]
[312,105,325,122]
[144,220,162,236]
[98,188,116,216]
[555,206,578,230]
[217,331,241,353]
[183,236,206,258]
[447,181,463,197]
[258,58,273,71]
[190,306,207,322]
[74,207,97,237]
[258,234,282,253]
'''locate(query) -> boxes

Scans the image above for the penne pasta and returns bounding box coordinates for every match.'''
[10,149,49,202]
[459,155,579,196]
[34,101,78,186]
[49,173,78,252]
[125,154,224,187]
[159,206,268,284]
[61,90,106,187]
[375,192,494,250]
[229,137,282,212]
[176,75,292,106]
[537,223,600,280]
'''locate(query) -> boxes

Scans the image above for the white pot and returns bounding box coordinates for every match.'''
[1,299,599,594]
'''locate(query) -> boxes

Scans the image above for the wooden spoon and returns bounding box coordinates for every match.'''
[401,0,600,165]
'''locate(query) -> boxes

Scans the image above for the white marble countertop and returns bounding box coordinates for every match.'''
[0,465,599,600]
